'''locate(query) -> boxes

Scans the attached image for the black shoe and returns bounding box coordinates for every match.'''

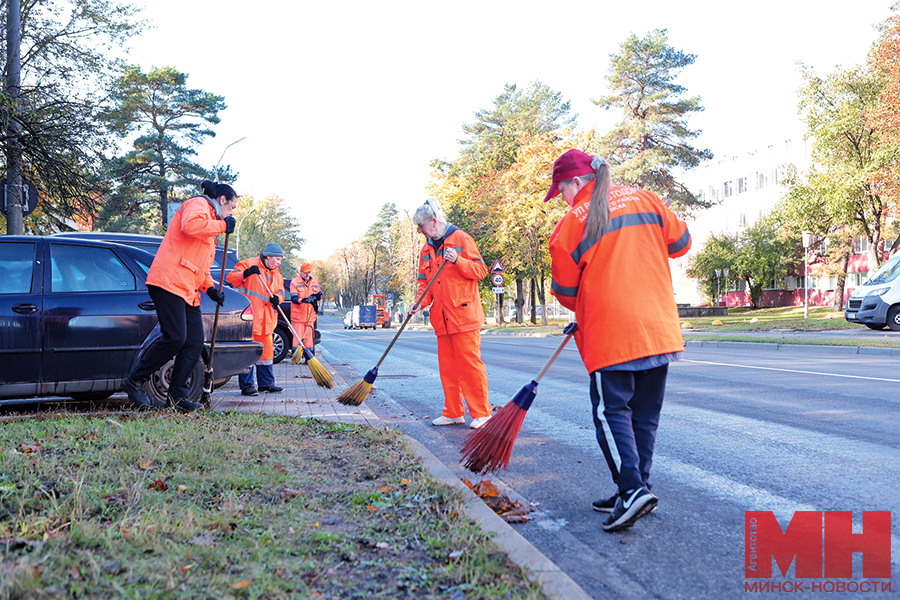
[259,385,283,393]
[167,394,203,412]
[241,387,259,397]
[592,493,618,513]
[602,487,658,532]
[123,376,152,410]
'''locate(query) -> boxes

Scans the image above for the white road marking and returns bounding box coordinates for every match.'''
[682,359,900,383]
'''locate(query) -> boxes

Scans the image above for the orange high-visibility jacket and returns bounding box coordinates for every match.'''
[145,195,226,306]
[549,182,691,372]
[417,225,488,336]
[227,257,284,337]
[290,274,320,345]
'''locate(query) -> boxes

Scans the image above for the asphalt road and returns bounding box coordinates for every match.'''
[320,314,900,600]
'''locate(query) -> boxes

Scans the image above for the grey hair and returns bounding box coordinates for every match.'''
[413,198,448,227]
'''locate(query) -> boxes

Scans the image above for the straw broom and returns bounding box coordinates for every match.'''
[336,260,448,406]
[200,232,230,408]
[257,274,334,388]
[460,322,577,475]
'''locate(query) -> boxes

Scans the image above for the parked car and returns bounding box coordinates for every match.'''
[845,253,900,330]
[0,236,262,406]
[350,305,378,330]
[52,231,319,363]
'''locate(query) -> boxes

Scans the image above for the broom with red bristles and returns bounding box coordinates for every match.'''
[336,260,448,406]
[460,322,577,475]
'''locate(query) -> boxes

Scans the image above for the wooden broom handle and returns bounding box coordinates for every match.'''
[207,232,230,365]
[533,322,578,383]
[374,259,449,370]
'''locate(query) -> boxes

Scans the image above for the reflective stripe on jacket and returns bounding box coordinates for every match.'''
[549,182,691,372]
[227,257,284,336]
[145,195,226,306]
[417,225,488,336]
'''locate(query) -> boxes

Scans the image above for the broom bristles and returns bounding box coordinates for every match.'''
[460,381,537,475]
[336,367,378,406]
[336,379,372,406]
[291,345,304,365]
[306,356,335,389]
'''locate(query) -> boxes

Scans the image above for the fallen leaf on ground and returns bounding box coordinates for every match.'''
[18,443,40,454]
[230,580,251,589]
[138,457,153,469]
[148,480,168,491]
[278,488,302,499]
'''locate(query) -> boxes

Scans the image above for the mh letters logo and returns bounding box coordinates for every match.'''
[745,511,891,579]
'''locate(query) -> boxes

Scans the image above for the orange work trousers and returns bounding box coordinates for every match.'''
[291,304,315,349]
[435,329,491,419]
[255,332,274,363]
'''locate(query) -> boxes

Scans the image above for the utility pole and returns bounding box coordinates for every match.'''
[5,0,23,235]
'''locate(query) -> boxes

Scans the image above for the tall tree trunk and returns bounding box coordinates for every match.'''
[833,252,850,311]
[515,279,524,324]
[530,278,537,324]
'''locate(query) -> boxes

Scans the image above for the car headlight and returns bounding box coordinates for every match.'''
[867,287,890,297]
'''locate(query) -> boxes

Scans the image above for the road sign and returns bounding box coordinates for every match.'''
[491,273,504,286]
[491,260,504,273]
[491,287,505,294]
[386,293,393,301]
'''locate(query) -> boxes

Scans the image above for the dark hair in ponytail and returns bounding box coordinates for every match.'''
[200,180,237,201]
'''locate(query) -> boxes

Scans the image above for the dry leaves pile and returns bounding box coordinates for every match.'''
[462,479,530,523]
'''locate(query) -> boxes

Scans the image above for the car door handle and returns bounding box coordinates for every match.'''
[12,303,39,314]
[138,300,156,311]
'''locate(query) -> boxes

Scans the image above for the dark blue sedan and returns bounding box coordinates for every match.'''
[0,236,262,405]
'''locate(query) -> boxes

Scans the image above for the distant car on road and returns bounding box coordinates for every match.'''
[52,231,319,364]
[0,236,262,406]
[343,310,352,329]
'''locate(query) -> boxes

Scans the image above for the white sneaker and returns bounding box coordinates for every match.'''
[469,416,491,429]
[432,415,465,426]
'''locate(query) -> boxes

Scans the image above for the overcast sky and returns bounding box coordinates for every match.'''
[128,0,892,259]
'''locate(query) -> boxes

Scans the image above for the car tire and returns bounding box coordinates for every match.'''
[888,306,900,331]
[865,323,886,330]
[147,357,204,406]
[272,325,291,364]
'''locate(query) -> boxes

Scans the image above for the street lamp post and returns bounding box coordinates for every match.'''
[802,231,812,319]
[723,268,729,309]
[214,137,246,182]
[235,207,258,259]
[714,269,722,306]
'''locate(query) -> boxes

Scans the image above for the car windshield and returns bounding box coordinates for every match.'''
[863,255,900,286]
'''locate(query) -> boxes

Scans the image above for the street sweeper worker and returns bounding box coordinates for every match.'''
[546,149,691,533]
[408,198,493,430]
[290,263,322,358]
[227,242,285,396]
[121,180,237,412]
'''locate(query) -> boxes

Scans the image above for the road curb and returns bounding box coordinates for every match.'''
[684,339,900,356]
[402,435,594,600]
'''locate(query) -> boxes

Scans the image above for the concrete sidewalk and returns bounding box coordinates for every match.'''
[208,355,592,600]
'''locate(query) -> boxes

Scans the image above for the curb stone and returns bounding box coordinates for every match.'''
[403,436,594,600]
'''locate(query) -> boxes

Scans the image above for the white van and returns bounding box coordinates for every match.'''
[844,254,900,330]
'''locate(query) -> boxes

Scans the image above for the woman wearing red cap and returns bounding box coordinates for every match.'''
[546,149,691,532]
[290,263,322,359]
[409,198,492,430]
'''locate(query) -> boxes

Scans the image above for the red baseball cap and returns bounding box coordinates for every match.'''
[543,149,596,202]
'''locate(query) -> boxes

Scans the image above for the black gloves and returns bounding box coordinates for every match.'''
[301,297,312,304]
[206,286,225,306]
[270,295,281,310]
[223,216,236,234]
[243,265,260,279]
[311,300,320,314]
[310,292,323,302]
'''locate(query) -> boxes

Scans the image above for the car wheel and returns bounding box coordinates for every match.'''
[147,357,204,406]
[865,323,886,330]
[213,376,231,390]
[272,325,291,364]
[888,306,900,331]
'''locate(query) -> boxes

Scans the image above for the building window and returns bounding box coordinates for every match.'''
[709,186,718,201]
[739,212,748,227]
[738,177,748,194]
[758,171,768,189]
[723,181,733,198]
[854,236,870,254]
